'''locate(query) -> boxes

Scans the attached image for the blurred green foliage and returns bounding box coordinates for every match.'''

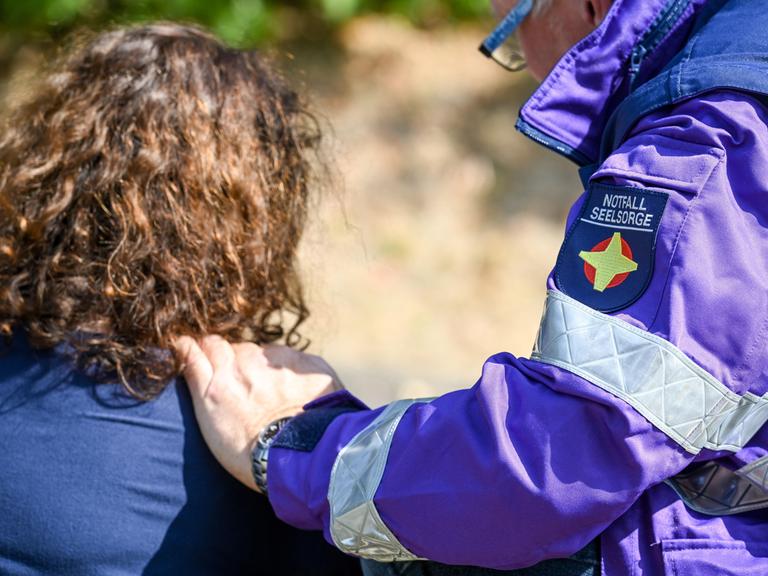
[0,0,490,48]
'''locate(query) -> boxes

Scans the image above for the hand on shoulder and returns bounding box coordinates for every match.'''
[174,336,343,491]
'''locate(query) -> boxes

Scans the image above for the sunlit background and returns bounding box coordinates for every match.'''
[0,0,581,406]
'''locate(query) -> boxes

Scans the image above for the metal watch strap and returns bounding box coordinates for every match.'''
[251,416,293,496]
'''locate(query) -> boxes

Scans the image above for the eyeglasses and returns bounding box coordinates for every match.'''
[479,0,534,72]
[482,36,527,72]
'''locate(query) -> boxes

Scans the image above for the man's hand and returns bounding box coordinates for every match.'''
[174,336,343,491]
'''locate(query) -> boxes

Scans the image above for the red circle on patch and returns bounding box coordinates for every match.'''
[583,236,635,289]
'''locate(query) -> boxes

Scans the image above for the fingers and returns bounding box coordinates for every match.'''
[175,336,345,408]
[174,335,237,399]
[231,341,269,376]
[263,344,344,386]
[262,344,323,372]
[173,336,214,397]
[261,344,293,368]
[199,335,236,371]
[173,335,199,368]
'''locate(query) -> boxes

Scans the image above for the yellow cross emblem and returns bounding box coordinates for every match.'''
[579,232,638,292]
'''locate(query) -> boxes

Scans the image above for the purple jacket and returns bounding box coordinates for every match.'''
[267,0,768,574]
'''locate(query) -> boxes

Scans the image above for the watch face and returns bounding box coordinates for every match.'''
[260,416,292,445]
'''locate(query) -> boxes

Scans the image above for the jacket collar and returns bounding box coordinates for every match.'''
[517,0,708,166]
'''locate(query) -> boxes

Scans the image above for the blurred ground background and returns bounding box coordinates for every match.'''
[0,0,581,406]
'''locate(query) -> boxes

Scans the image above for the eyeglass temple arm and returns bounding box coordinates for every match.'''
[479,0,535,56]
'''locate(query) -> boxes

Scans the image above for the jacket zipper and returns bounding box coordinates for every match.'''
[628,0,691,89]
[517,0,691,166]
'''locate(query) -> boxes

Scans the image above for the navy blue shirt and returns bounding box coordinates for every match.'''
[0,336,360,575]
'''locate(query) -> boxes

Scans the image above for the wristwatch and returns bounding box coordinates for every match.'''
[251,416,293,496]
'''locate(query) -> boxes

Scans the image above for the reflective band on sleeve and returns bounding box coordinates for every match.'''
[532,290,768,454]
[666,460,768,516]
[737,454,768,493]
[328,398,430,562]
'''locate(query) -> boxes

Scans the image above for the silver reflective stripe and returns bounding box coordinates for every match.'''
[666,460,768,515]
[532,290,768,454]
[737,454,768,492]
[328,398,430,562]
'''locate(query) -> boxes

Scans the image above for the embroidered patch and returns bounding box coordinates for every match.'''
[555,183,668,312]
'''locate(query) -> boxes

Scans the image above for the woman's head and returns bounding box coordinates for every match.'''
[0,23,320,399]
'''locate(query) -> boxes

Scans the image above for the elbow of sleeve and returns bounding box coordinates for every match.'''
[364,356,692,568]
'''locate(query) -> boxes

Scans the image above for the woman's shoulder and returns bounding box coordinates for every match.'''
[0,340,272,575]
[0,337,187,428]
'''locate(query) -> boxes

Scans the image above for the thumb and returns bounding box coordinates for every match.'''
[173,336,214,398]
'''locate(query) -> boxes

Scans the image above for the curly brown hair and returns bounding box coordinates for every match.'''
[0,23,320,399]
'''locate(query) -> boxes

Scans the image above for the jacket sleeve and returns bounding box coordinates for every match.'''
[266,91,768,570]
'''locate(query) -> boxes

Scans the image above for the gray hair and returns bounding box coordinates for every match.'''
[534,0,553,14]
